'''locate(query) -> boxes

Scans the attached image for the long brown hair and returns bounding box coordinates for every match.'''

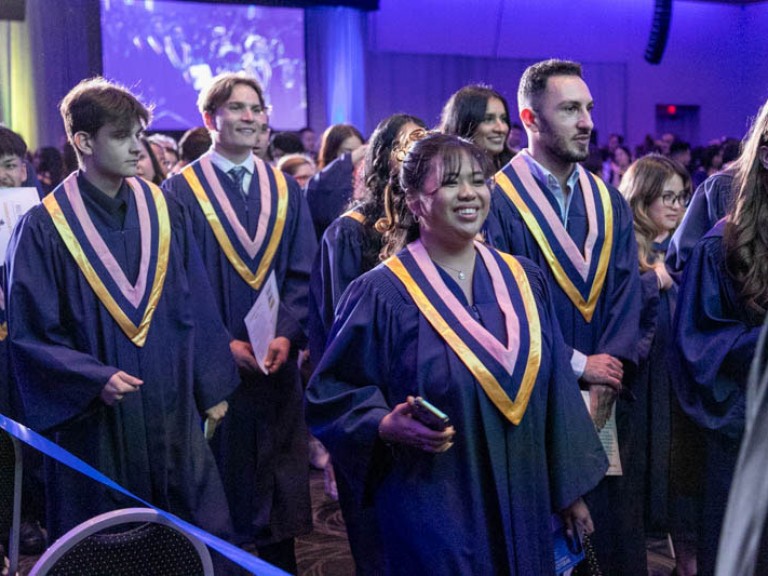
[620,153,690,272]
[317,124,364,169]
[724,101,768,316]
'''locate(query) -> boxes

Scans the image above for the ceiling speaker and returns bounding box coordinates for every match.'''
[645,0,672,64]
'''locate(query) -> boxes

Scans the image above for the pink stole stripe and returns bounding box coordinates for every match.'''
[62,174,151,309]
[198,153,273,260]
[510,154,598,282]
[407,240,520,374]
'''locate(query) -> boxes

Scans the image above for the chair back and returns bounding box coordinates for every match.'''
[29,507,213,576]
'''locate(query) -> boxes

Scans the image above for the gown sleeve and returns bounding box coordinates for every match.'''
[275,179,317,348]
[308,217,366,359]
[306,271,409,504]
[5,208,118,431]
[167,198,240,413]
[673,229,758,440]
[594,187,641,368]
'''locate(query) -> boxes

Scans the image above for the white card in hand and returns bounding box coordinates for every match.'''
[244,271,280,375]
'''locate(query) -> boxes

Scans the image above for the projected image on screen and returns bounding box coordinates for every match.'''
[101,0,306,131]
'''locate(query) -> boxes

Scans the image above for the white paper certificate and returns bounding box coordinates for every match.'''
[581,390,623,476]
[244,271,280,375]
[0,187,39,261]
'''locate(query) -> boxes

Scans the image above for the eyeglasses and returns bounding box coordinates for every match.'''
[660,192,690,208]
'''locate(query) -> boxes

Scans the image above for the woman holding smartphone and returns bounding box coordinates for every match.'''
[306,132,607,575]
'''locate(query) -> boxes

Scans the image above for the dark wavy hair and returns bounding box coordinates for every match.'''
[724,100,768,317]
[344,114,426,270]
[317,123,364,169]
[439,84,512,169]
[379,132,494,259]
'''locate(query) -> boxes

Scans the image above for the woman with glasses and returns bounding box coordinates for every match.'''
[620,153,694,575]
[672,102,768,576]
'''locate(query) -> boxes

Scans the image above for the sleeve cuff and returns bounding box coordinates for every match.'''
[571,350,587,378]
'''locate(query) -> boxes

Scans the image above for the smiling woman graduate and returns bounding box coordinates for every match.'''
[306,132,607,575]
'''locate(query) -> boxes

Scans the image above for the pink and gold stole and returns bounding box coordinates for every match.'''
[181,153,288,291]
[385,240,542,425]
[42,175,170,347]
[495,154,613,322]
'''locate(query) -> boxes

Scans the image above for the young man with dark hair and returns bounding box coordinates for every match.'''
[489,59,643,574]
[164,71,316,573]
[5,77,239,540]
[0,127,28,190]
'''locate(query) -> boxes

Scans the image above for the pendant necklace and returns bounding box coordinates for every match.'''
[433,260,467,280]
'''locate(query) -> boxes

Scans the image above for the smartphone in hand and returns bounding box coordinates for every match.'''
[411,396,451,431]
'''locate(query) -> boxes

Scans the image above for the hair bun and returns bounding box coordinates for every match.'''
[390,128,431,168]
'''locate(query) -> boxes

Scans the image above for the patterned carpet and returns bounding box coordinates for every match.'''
[296,471,355,575]
[297,469,677,576]
[9,469,676,575]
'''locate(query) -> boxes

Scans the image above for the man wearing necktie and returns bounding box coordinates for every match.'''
[164,72,317,573]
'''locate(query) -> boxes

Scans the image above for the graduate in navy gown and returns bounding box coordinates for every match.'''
[163,72,316,573]
[308,113,425,575]
[305,124,365,240]
[5,78,238,541]
[716,315,768,576]
[307,132,607,575]
[487,60,642,574]
[673,100,768,576]
[620,154,695,574]
[309,114,426,362]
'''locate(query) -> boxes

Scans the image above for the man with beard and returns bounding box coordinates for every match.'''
[487,59,642,575]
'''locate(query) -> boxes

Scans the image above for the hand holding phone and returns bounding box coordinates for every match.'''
[378,397,454,452]
[409,396,451,431]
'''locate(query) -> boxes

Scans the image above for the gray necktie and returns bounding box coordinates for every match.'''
[228,166,247,198]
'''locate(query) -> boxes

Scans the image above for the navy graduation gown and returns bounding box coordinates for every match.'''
[632,239,680,533]
[487,158,643,574]
[306,153,355,240]
[5,173,238,539]
[307,209,387,574]
[306,248,607,575]
[673,220,763,575]
[0,271,9,416]
[164,156,316,546]
[308,209,375,361]
[666,171,734,279]
[488,164,640,367]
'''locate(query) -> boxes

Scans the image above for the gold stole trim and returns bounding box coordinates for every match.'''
[342,210,365,224]
[182,163,288,291]
[42,182,170,347]
[495,170,614,322]
[0,323,6,341]
[385,252,542,425]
